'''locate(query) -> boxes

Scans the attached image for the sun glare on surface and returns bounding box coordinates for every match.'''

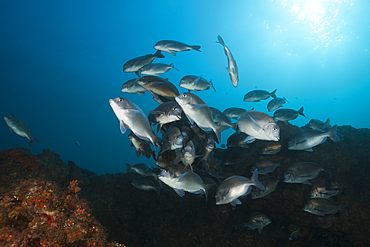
[278,0,353,48]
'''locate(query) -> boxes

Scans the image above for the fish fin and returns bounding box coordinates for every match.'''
[305,148,314,152]
[230,199,242,206]
[190,45,201,52]
[154,50,165,58]
[120,121,128,134]
[8,127,14,133]
[230,123,237,131]
[125,163,132,173]
[327,125,340,142]
[168,50,177,56]
[244,136,256,144]
[324,118,331,127]
[137,92,146,96]
[216,35,225,46]
[251,169,265,190]
[270,89,277,99]
[148,110,164,115]
[135,71,141,77]
[209,79,216,92]
[302,180,311,185]
[136,150,141,158]
[155,186,161,195]
[173,189,185,197]
[29,137,40,147]
[190,103,207,110]
[258,227,263,234]
[174,149,182,164]
[341,200,349,216]
[156,124,162,133]
[298,106,306,117]
[225,67,232,74]
[185,114,194,125]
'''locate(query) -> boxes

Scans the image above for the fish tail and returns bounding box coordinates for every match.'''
[270,89,277,99]
[327,125,340,142]
[298,106,306,117]
[324,118,331,127]
[213,124,229,143]
[340,200,349,216]
[125,163,132,173]
[230,122,238,131]
[154,50,165,58]
[251,169,265,190]
[191,45,201,52]
[216,35,225,46]
[170,63,179,71]
[209,79,216,92]
[29,137,40,147]
[203,178,216,202]
[321,158,332,174]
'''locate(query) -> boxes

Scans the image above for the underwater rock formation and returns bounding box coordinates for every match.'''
[1,124,370,246]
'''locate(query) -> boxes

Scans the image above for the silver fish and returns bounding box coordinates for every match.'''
[215,169,265,206]
[244,212,272,233]
[174,140,197,170]
[310,187,342,199]
[139,63,178,76]
[125,163,155,177]
[223,107,247,120]
[154,40,201,56]
[309,118,331,130]
[4,115,39,147]
[216,35,238,87]
[136,76,179,100]
[251,159,283,175]
[209,107,237,131]
[284,161,331,185]
[243,89,277,102]
[160,126,184,152]
[121,78,147,96]
[148,101,182,132]
[131,176,162,195]
[267,97,287,111]
[158,169,213,201]
[273,107,305,122]
[175,92,227,143]
[128,132,155,159]
[236,110,280,143]
[287,125,340,151]
[303,198,348,216]
[179,75,216,92]
[123,50,164,77]
[109,97,160,153]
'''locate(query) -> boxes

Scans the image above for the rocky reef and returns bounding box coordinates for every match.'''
[1,123,370,246]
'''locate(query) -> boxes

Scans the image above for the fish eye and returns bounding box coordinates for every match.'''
[118,98,122,102]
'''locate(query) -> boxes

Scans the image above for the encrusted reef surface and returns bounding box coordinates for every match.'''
[1,123,370,246]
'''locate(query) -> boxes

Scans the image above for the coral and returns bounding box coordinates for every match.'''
[0,179,124,246]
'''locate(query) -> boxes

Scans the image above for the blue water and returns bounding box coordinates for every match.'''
[1,0,369,175]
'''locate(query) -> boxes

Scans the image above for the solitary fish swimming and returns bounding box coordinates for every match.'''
[216,35,238,87]
[4,115,39,147]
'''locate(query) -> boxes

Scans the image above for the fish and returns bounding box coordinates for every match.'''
[155,150,176,168]
[284,161,331,185]
[147,101,182,132]
[209,107,237,131]
[251,168,281,199]
[236,110,280,143]
[4,115,39,147]
[139,63,178,76]
[325,170,360,190]
[273,107,305,122]
[289,230,300,242]
[216,35,238,87]
[259,142,281,155]
[267,97,287,112]
[215,169,265,206]
[175,92,228,143]
[174,140,197,170]
[128,132,155,159]
[179,75,216,92]
[223,107,247,120]
[199,135,215,171]
[74,140,81,148]
[159,126,184,152]
[250,159,283,175]
[310,187,342,199]
[309,118,331,130]
[244,212,272,233]
[287,125,340,151]
[136,76,179,100]
[303,198,348,216]
[125,163,155,177]
[158,168,214,201]
[131,176,162,195]
[243,89,277,102]
[121,78,147,96]
[226,132,249,148]
[123,50,164,77]
[154,40,201,56]
[109,97,160,154]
